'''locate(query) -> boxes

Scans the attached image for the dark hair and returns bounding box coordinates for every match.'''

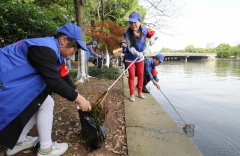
[55,33,79,48]
[127,25,142,48]
[27,33,79,49]
[152,56,160,62]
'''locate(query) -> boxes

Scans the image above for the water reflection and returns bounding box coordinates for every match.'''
[150,60,240,156]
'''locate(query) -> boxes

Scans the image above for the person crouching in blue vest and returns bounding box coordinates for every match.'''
[142,54,164,93]
[0,23,92,156]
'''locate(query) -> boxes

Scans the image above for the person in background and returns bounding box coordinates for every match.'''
[65,58,71,70]
[124,11,158,102]
[101,51,106,65]
[0,23,91,156]
[120,40,127,68]
[86,40,99,65]
[118,40,127,74]
[142,54,164,93]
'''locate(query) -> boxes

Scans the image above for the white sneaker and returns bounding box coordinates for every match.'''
[37,142,68,156]
[6,136,38,156]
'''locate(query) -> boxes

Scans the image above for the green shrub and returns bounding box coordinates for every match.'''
[88,66,120,80]
[69,66,121,80]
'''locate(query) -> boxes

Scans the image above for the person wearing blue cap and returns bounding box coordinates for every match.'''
[0,23,92,155]
[124,11,158,102]
[86,40,99,65]
[119,40,127,70]
[142,54,164,93]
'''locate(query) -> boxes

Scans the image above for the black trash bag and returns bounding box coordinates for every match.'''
[97,58,103,68]
[78,110,107,151]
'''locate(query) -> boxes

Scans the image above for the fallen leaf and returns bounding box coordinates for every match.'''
[23,150,31,154]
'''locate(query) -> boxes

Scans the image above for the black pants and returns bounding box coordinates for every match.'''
[93,59,97,66]
[143,73,150,88]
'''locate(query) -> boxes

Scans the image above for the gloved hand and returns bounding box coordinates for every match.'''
[149,36,157,46]
[130,47,144,58]
[138,52,144,59]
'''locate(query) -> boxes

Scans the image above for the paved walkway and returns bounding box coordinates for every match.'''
[123,77,203,156]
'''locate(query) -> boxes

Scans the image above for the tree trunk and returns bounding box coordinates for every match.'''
[104,44,110,68]
[74,0,88,83]
[101,0,104,21]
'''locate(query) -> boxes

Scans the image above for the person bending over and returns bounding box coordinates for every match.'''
[0,23,91,156]
[142,54,164,93]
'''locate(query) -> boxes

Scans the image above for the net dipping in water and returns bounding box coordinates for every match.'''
[160,90,195,136]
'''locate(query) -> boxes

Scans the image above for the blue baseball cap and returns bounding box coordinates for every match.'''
[128,11,141,22]
[92,40,98,46]
[120,40,126,43]
[155,54,164,64]
[58,23,88,51]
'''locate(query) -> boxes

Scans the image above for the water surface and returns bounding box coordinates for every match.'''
[149,60,240,156]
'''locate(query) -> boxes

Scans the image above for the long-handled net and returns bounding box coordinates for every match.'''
[160,90,195,136]
[93,43,152,116]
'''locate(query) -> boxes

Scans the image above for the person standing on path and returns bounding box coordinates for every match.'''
[124,11,158,102]
[142,54,164,93]
[86,40,99,65]
[119,40,127,71]
[0,23,91,156]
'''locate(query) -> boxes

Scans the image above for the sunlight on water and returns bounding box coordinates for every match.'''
[149,60,240,156]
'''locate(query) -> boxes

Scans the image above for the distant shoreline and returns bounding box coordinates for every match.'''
[216,59,240,61]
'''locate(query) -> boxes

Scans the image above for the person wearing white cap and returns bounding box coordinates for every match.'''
[0,23,91,155]
[124,11,158,102]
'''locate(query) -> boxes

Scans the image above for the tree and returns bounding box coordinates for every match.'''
[87,21,126,67]
[138,0,185,34]
[85,0,144,27]
[184,44,195,53]
[88,21,125,50]
[215,43,231,58]
[0,1,60,47]
[161,47,173,53]
[73,0,90,83]
[229,45,240,58]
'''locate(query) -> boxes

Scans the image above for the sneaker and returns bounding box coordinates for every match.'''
[142,87,150,93]
[138,94,146,99]
[37,142,68,156]
[130,97,135,102]
[6,136,38,156]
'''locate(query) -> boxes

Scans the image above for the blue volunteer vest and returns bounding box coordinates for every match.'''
[145,58,155,70]
[124,25,148,62]
[0,37,64,131]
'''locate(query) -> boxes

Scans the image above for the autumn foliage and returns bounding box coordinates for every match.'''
[87,21,127,52]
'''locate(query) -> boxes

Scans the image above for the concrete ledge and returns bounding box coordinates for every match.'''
[123,77,202,156]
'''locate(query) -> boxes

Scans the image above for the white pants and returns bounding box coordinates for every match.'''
[18,95,54,149]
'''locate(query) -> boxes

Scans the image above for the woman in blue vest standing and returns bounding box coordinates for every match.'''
[124,11,157,102]
[0,23,91,155]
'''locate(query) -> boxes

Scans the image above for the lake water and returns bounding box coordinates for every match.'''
[148,60,240,156]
